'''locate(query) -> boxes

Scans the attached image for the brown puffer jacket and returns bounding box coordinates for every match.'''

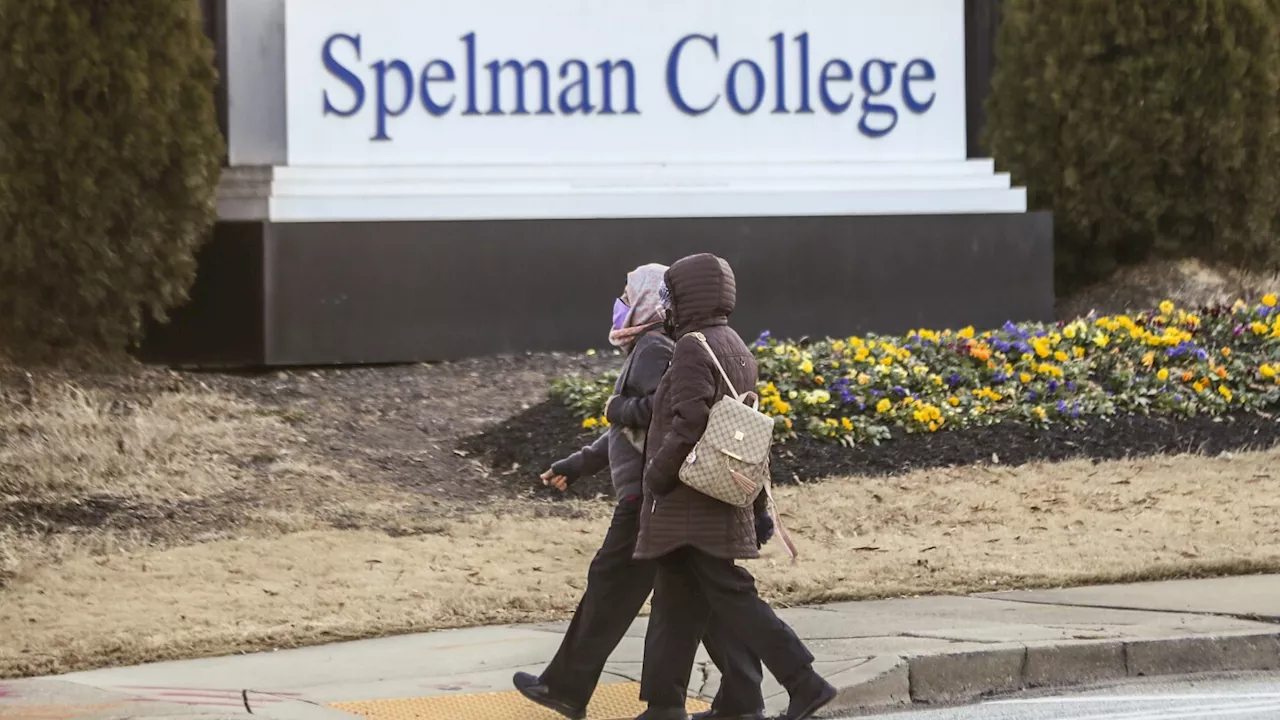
[634,254,768,561]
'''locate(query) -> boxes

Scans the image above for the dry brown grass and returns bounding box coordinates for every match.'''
[3,448,1278,679]
[1058,258,1280,320]
[0,373,390,587]
[0,384,286,503]
[18,359,483,595]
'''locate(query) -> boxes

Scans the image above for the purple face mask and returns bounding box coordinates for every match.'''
[612,298,630,331]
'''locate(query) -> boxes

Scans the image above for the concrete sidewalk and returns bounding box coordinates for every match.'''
[2,575,1277,720]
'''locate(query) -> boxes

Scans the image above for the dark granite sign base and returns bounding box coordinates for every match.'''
[140,212,1054,367]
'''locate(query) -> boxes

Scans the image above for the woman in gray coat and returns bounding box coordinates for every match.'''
[514,263,767,720]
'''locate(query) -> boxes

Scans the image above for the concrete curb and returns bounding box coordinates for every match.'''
[823,630,1280,715]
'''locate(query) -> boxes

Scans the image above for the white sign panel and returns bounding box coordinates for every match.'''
[284,0,967,167]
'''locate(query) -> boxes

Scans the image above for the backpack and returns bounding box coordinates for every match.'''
[678,332,775,509]
[679,333,797,559]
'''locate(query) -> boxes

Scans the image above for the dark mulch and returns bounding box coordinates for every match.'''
[460,400,1280,493]
[188,352,617,505]
[0,490,293,542]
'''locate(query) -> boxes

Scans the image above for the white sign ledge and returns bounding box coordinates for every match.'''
[218,164,1027,222]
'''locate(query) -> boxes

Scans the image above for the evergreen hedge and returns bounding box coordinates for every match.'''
[0,0,224,358]
[984,0,1280,292]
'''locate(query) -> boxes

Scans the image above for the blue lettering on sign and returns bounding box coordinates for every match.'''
[859,59,898,138]
[316,31,943,142]
[666,34,720,116]
[420,60,456,116]
[902,59,937,114]
[321,33,364,117]
[818,59,853,114]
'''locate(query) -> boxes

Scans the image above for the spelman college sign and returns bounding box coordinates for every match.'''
[322,31,940,139]
[147,0,1050,367]
[286,0,966,166]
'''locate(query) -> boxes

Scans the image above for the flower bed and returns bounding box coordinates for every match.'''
[552,297,1280,446]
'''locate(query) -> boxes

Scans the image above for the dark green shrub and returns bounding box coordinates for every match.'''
[0,0,223,358]
[984,0,1280,292]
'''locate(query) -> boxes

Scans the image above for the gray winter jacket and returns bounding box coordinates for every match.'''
[551,331,674,500]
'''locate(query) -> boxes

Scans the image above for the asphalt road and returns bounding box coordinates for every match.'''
[837,673,1280,720]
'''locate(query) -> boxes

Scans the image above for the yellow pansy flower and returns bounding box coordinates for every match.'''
[876,398,892,413]
[1262,364,1277,379]
[1218,385,1233,402]
[1159,300,1175,315]
[1264,293,1278,308]
[1157,368,1169,381]
[803,390,831,405]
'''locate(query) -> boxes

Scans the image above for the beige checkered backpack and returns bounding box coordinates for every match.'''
[680,332,797,559]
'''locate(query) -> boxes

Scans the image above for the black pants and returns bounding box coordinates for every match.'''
[540,498,764,713]
[640,546,815,709]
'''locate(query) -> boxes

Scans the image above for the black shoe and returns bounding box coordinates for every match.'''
[782,672,837,720]
[512,672,587,720]
[634,708,691,720]
[692,710,766,719]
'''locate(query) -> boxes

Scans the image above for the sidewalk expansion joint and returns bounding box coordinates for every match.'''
[976,596,1279,623]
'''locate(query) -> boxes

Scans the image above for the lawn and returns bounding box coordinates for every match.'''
[3,275,1280,678]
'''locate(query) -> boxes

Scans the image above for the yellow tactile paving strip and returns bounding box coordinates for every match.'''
[0,703,127,720]
[330,682,710,720]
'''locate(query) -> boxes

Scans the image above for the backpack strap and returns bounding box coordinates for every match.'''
[766,480,799,562]
[689,331,763,410]
[688,332,738,397]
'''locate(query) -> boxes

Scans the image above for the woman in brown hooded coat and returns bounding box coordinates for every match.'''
[634,254,836,720]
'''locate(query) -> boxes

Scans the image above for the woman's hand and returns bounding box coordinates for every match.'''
[755,510,775,547]
[540,469,569,492]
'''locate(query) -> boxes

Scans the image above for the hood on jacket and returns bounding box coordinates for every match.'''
[663,253,737,337]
